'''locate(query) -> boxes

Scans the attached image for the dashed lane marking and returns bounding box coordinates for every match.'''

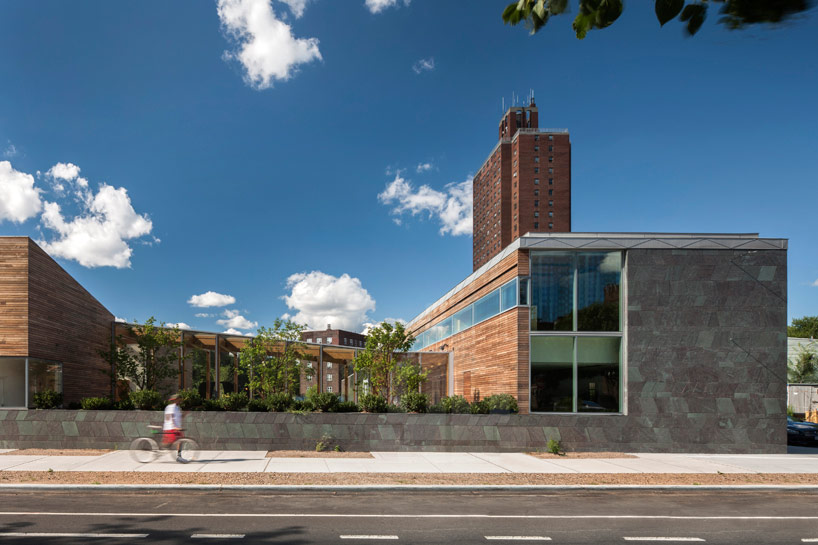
[485,537,552,541]
[0,533,148,538]
[191,534,245,538]
[624,539,705,542]
[339,536,399,540]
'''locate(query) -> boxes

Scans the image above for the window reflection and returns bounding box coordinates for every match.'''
[577,337,620,412]
[530,253,574,331]
[577,252,621,332]
[530,337,573,412]
[28,359,62,408]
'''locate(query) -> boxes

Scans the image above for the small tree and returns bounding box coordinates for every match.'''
[102,317,182,393]
[353,321,415,400]
[394,357,428,397]
[789,344,818,384]
[239,319,310,398]
[789,316,818,339]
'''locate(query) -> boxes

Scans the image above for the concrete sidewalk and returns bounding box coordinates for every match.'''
[1,450,817,474]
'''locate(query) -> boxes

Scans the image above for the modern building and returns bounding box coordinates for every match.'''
[472,97,571,271]
[409,232,788,452]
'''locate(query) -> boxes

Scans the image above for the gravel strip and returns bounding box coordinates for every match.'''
[266,450,374,458]
[0,449,113,456]
[2,472,818,486]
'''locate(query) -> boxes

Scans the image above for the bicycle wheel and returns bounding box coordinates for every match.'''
[173,438,199,463]
[129,437,158,463]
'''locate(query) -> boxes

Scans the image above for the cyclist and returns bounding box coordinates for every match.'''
[163,393,184,462]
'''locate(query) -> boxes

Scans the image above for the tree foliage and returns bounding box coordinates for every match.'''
[393,357,428,396]
[789,316,818,339]
[502,0,813,39]
[788,344,818,383]
[102,317,182,393]
[353,321,415,400]
[238,319,310,398]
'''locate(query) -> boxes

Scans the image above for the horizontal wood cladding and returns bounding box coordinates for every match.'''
[444,309,523,406]
[411,249,528,336]
[26,240,113,403]
[0,238,29,356]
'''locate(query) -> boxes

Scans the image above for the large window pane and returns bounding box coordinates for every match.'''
[577,252,621,332]
[531,253,574,331]
[530,337,574,412]
[27,359,62,408]
[500,278,517,311]
[474,289,500,324]
[453,306,473,333]
[577,337,620,412]
[0,358,26,408]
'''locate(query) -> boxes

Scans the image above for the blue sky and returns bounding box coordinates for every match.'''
[0,0,816,334]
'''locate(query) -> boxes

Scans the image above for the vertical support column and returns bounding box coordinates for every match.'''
[206,350,211,400]
[214,334,221,399]
[234,351,239,395]
[110,321,117,399]
[24,357,29,409]
[179,330,185,390]
[318,345,323,393]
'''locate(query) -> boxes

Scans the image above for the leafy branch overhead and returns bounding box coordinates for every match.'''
[502,0,813,39]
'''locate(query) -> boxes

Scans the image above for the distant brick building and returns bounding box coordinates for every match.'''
[300,325,366,397]
[472,97,571,271]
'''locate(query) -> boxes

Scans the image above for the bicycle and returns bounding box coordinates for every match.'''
[129,425,200,463]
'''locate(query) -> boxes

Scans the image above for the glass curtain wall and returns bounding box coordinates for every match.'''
[530,251,623,413]
[0,358,26,408]
[0,357,63,408]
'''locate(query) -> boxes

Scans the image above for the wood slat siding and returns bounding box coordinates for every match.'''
[26,240,114,403]
[410,249,531,412]
[0,238,29,356]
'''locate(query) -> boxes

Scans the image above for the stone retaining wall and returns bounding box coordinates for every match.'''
[0,409,785,453]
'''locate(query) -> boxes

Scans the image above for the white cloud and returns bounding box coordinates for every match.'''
[223,327,254,336]
[194,312,214,318]
[282,271,376,331]
[378,172,472,236]
[364,0,410,14]
[361,317,406,335]
[188,291,237,308]
[812,279,818,287]
[168,322,192,330]
[114,316,126,323]
[278,0,309,18]
[39,180,153,269]
[416,162,433,173]
[217,0,322,90]
[0,161,42,224]
[412,57,434,74]
[217,309,259,330]
[46,162,81,182]
[3,142,18,158]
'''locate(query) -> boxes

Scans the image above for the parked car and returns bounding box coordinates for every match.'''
[787,416,818,446]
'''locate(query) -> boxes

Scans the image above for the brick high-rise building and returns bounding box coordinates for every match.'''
[472,98,571,270]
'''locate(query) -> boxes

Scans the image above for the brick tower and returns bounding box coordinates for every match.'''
[472,96,571,270]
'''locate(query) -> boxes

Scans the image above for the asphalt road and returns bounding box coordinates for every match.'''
[0,489,817,544]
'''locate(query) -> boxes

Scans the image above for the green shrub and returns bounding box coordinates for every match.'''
[470,399,490,414]
[386,404,405,413]
[177,389,202,410]
[335,401,359,413]
[309,392,339,412]
[441,395,471,414]
[547,438,563,455]
[315,433,332,452]
[247,398,268,412]
[67,401,81,410]
[400,391,429,413]
[428,402,446,413]
[130,389,163,410]
[290,399,309,412]
[114,397,134,410]
[32,390,62,409]
[80,397,113,410]
[202,398,222,411]
[788,405,795,418]
[220,392,248,411]
[484,393,519,413]
[358,394,388,413]
[264,392,292,412]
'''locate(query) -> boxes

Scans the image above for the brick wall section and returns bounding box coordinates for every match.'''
[0,238,29,356]
[26,240,114,403]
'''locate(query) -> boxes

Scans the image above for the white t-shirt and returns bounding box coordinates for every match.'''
[163,403,182,431]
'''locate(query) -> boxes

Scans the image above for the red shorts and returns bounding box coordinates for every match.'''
[162,429,183,445]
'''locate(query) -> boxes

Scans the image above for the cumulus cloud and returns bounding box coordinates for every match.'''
[217,0,322,90]
[114,317,127,323]
[361,317,406,335]
[38,176,153,268]
[194,312,214,318]
[364,0,410,14]
[3,142,18,158]
[278,0,310,18]
[282,271,376,331]
[217,309,259,331]
[0,161,42,224]
[412,57,434,74]
[223,327,254,336]
[167,322,192,330]
[378,172,472,236]
[188,291,237,308]
[416,162,433,173]
[46,162,81,182]
[812,279,818,287]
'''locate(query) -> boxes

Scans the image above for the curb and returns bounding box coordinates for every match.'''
[1,484,817,491]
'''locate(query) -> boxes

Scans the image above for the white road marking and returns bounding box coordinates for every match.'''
[191,534,245,538]
[485,537,551,541]
[0,533,148,538]
[340,536,398,540]
[624,539,705,542]
[801,540,818,543]
[0,512,815,520]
